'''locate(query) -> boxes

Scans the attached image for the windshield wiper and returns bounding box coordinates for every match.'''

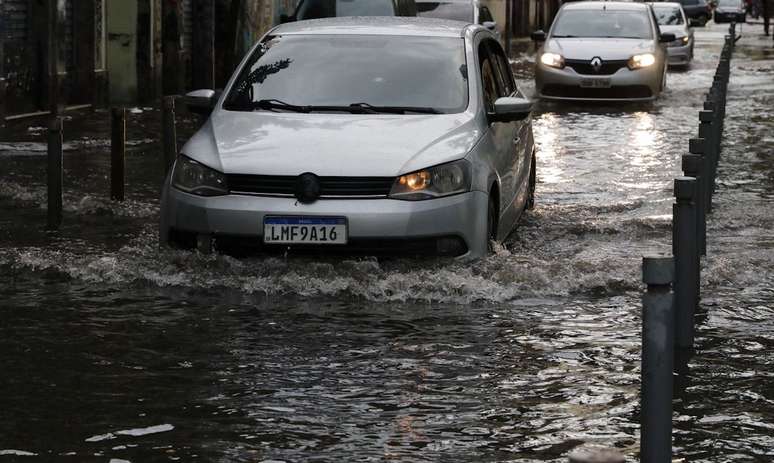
[347,102,442,114]
[251,99,311,113]
[551,34,578,38]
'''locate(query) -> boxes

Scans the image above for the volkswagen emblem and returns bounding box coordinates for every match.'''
[590,57,603,73]
[294,173,321,204]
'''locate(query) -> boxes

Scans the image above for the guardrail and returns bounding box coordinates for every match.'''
[639,21,739,463]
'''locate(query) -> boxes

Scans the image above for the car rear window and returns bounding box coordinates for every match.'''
[416,2,474,22]
[296,0,396,20]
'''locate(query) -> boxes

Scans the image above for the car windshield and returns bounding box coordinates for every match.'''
[653,6,684,25]
[224,35,469,114]
[416,2,474,22]
[295,0,395,20]
[717,0,741,6]
[551,9,653,39]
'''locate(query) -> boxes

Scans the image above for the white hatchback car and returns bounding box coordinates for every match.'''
[532,1,674,102]
[160,18,536,259]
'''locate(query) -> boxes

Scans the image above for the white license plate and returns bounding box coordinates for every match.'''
[580,78,612,88]
[263,216,347,245]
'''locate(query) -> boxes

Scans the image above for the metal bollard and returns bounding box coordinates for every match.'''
[162,96,177,174]
[568,446,625,463]
[110,107,126,201]
[641,255,675,463]
[690,136,714,213]
[683,152,706,256]
[47,117,64,230]
[673,177,700,350]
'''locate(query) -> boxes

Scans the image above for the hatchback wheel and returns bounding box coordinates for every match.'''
[526,153,536,210]
[487,194,498,251]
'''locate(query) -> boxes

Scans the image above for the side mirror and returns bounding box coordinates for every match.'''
[490,97,533,123]
[531,30,547,42]
[482,21,497,31]
[184,89,218,116]
[279,13,290,23]
[659,32,676,43]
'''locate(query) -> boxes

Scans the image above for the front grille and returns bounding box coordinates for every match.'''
[226,174,395,198]
[542,84,653,99]
[565,59,629,75]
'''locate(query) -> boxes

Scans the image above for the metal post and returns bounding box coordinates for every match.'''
[568,446,625,463]
[641,255,675,463]
[673,177,699,351]
[47,117,63,229]
[0,78,7,128]
[683,152,706,256]
[111,107,126,201]
[162,96,177,174]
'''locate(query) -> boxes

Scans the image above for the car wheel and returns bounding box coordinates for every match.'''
[486,193,498,251]
[526,152,536,210]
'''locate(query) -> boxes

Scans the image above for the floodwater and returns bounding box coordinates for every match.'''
[1,23,772,462]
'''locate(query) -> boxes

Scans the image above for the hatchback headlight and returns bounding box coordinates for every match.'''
[389,160,471,201]
[540,52,565,69]
[172,155,228,196]
[628,53,656,70]
[682,36,690,44]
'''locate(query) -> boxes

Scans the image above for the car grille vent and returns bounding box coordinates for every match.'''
[226,174,395,198]
[566,59,629,75]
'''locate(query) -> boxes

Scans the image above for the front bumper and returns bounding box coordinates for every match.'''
[535,61,662,102]
[714,11,746,22]
[667,42,693,65]
[159,182,489,258]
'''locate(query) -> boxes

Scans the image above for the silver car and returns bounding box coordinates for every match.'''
[160,18,536,259]
[532,1,674,102]
[649,2,695,66]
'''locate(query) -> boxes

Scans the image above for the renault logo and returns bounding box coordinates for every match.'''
[294,173,321,204]
[590,57,603,73]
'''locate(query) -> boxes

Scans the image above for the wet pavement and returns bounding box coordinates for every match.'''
[1,22,773,462]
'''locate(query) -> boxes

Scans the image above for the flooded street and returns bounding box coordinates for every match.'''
[1,23,773,462]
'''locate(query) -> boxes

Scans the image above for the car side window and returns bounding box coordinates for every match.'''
[489,41,515,97]
[478,42,499,112]
[479,6,494,23]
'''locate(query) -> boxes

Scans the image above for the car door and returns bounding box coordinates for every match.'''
[477,38,518,221]
[490,40,531,218]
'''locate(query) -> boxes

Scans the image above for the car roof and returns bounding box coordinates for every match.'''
[562,1,650,11]
[271,16,473,38]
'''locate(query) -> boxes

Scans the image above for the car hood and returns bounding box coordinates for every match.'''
[659,25,690,37]
[545,37,655,60]
[181,110,482,177]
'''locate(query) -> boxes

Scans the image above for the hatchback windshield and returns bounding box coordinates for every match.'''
[653,6,684,25]
[551,9,653,39]
[224,35,468,114]
[416,2,474,22]
[295,0,395,20]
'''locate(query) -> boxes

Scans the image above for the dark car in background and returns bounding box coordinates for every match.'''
[281,0,417,22]
[714,0,746,22]
[677,0,713,25]
[415,0,498,32]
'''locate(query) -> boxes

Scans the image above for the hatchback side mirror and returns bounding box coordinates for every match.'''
[659,32,676,43]
[490,97,533,123]
[184,89,218,116]
[531,30,547,42]
[482,21,497,31]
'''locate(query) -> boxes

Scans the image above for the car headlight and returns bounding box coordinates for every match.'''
[172,155,228,196]
[540,52,565,69]
[628,53,656,70]
[682,36,690,44]
[389,160,471,201]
